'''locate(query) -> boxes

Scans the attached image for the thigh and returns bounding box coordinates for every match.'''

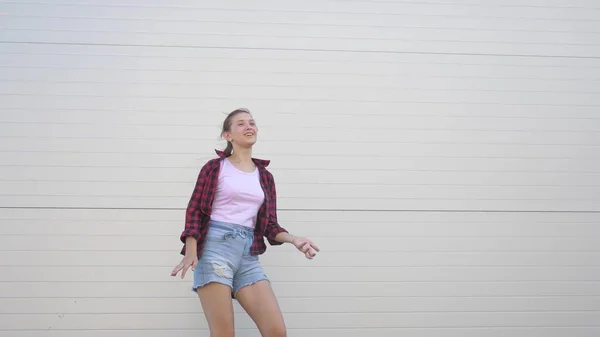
[236,280,287,337]
[197,283,235,337]
[232,254,268,295]
[193,228,244,292]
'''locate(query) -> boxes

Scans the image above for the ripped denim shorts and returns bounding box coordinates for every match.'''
[192,220,269,298]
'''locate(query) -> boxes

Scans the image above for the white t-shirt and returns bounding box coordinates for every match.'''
[210,158,265,228]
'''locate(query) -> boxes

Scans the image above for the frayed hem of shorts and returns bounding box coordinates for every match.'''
[232,278,270,298]
[191,280,232,293]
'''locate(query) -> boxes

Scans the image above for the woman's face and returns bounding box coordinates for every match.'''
[224,112,258,147]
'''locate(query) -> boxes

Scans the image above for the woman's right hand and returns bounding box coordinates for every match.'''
[170,254,198,279]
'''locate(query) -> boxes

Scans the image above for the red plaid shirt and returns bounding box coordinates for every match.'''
[180,150,288,258]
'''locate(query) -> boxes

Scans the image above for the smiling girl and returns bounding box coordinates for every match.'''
[171,108,319,337]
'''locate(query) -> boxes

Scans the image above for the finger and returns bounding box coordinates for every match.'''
[310,242,320,252]
[304,246,315,258]
[301,239,320,252]
[181,265,190,279]
[170,264,183,276]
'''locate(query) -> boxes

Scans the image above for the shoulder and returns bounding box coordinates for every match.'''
[197,156,223,177]
[258,165,276,185]
[203,157,223,169]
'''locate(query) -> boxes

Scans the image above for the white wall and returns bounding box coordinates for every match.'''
[1,1,600,336]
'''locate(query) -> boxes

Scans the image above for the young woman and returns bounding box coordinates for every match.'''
[171,108,319,337]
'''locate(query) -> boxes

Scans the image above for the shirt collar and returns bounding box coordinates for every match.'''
[214,149,271,168]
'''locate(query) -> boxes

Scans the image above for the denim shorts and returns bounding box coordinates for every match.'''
[192,220,269,298]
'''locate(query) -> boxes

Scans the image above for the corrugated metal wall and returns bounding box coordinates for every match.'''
[1,1,599,336]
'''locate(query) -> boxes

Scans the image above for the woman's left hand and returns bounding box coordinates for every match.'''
[292,237,320,259]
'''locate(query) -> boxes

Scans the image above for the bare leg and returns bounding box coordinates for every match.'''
[197,282,235,337]
[236,280,286,337]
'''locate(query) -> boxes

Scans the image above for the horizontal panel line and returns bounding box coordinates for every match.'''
[5,66,600,82]
[6,180,600,188]
[4,110,600,120]
[4,14,600,35]
[4,280,600,284]
[5,28,600,47]
[2,237,598,240]
[2,151,599,160]
[1,206,600,213]
[3,295,599,299]
[4,250,600,253]
[3,295,599,301]
[4,80,600,95]
[7,265,597,268]
[0,217,595,223]
[3,327,600,332]
[3,167,600,174]
[7,1,600,12]
[313,0,600,10]
[6,310,600,315]
[7,0,600,10]
[1,41,599,60]
[3,196,599,202]
[4,52,600,69]
[2,236,598,239]
[2,221,596,225]
[18,194,596,200]
[3,92,600,107]
[1,123,599,130]
[4,136,600,147]
[5,2,600,21]
[2,219,596,224]
[2,222,597,226]
[3,265,599,268]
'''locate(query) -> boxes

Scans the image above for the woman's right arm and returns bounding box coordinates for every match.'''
[179,163,210,246]
[171,163,211,278]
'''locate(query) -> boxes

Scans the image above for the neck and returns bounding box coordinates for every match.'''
[228,146,253,163]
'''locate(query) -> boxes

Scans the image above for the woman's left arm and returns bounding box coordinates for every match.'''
[265,173,319,259]
[276,232,320,259]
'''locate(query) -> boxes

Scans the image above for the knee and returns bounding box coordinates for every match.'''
[210,327,234,337]
[208,317,234,337]
[265,323,287,337]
